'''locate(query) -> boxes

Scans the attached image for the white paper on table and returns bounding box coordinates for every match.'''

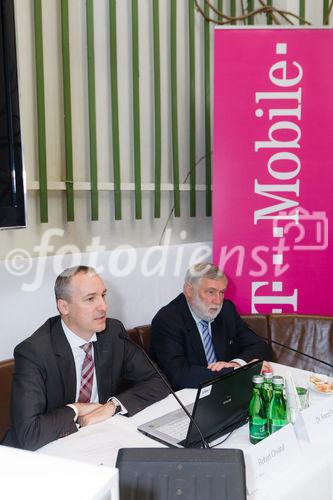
[295,395,333,449]
[244,424,301,497]
[38,416,163,467]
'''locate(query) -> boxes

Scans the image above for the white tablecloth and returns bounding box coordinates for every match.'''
[38,363,333,499]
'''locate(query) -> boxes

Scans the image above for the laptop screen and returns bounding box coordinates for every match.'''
[183,360,263,447]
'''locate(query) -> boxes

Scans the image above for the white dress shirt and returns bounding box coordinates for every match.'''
[61,320,99,403]
[61,320,127,420]
[187,305,246,367]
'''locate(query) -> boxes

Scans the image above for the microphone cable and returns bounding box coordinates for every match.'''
[261,336,333,370]
[119,331,211,449]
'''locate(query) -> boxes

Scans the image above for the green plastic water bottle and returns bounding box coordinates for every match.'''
[268,376,288,434]
[261,372,273,417]
[249,375,269,444]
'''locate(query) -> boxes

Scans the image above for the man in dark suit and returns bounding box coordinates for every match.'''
[150,263,271,390]
[6,266,168,451]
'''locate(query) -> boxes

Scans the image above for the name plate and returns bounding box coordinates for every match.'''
[244,424,301,496]
[298,397,333,447]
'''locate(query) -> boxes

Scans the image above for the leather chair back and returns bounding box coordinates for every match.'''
[240,314,269,340]
[0,359,14,442]
[269,314,333,376]
[127,325,151,351]
[119,326,152,392]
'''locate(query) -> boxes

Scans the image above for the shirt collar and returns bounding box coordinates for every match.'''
[61,319,97,349]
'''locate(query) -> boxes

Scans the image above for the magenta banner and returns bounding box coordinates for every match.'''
[213,28,332,315]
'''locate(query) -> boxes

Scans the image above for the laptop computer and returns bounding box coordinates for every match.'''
[138,360,263,448]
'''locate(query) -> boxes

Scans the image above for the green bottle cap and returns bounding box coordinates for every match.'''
[263,372,273,380]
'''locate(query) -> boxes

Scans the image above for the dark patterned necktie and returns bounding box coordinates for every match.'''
[200,320,217,364]
[78,342,94,402]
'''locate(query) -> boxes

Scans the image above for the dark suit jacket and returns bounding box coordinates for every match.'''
[6,316,169,451]
[150,294,271,390]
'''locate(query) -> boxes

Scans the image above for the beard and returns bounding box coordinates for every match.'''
[190,292,222,322]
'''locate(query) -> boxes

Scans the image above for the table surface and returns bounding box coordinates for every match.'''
[37,363,333,500]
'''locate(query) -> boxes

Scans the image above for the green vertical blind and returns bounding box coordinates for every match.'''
[204,1,212,216]
[266,0,273,25]
[31,0,331,223]
[217,0,223,22]
[188,0,196,217]
[109,0,122,220]
[299,0,305,24]
[323,0,330,24]
[60,0,74,221]
[86,0,99,221]
[170,0,180,217]
[152,0,162,218]
[131,0,142,220]
[33,0,48,222]
[230,0,236,24]
[247,0,254,25]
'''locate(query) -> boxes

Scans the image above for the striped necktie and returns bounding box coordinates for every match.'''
[78,342,94,403]
[199,320,217,364]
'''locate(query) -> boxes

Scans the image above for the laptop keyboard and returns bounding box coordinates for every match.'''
[158,416,190,441]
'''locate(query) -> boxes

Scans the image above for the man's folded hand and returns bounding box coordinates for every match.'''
[73,402,102,417]
[78,401,117,427]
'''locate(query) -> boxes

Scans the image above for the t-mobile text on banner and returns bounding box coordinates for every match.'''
[213,28,332,314]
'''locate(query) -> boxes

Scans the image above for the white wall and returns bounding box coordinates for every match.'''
[0,241,212,360]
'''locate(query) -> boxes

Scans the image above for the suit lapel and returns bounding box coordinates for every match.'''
[94,327,113,403]
[51,319,77,403]
[177,294,207,365]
